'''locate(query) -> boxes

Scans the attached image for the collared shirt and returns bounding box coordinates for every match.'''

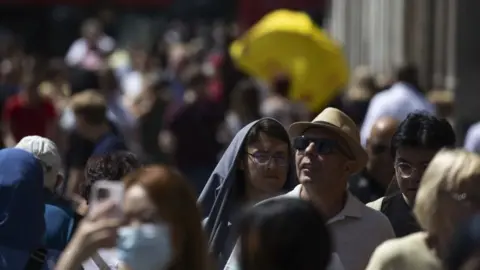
[360,82,435,146]
[287,185,395,270]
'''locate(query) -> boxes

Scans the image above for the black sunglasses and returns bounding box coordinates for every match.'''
[293,136,351,158]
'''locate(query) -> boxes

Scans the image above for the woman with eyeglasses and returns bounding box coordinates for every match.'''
[367,112,456,237]
[199,118,297,269]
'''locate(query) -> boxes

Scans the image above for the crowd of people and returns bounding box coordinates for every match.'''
[1,13,480,270]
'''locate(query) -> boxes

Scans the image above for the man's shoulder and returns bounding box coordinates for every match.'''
[361,198,389,223]
[369,232,427,262]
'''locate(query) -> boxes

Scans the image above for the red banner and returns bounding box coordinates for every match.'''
[237,0,326,31]
[0,0,172,6]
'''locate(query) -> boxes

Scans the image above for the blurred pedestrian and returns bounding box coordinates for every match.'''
[349,117,399,203]
[235,198,337,270]
[360,64,435,146]
[366,149,480,270]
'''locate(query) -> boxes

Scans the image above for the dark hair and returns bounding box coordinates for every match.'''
[446,214,480,270]
[245,118,290,146]
[396,63,419,86]
[238,198,332,270]
[271,75,290,97]
[390,112,456,158]
[83,151,141,199]
[230,79,261,124]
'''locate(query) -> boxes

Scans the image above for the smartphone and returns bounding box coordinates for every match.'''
[89,180,124,217]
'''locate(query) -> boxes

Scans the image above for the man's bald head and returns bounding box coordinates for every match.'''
[366,117,399,188]
[370,117,399,140]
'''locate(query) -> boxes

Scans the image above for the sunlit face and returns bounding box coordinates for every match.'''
[123,185,161,226]
[394,147,437,205]
[295,128,353,194]
[243,132,289,197]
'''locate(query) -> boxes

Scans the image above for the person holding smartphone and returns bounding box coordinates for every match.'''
[55,165,210,270]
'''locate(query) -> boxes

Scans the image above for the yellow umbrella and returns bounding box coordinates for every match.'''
[230,9,349,111]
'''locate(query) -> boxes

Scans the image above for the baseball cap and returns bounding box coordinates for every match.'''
[15,136,63,187]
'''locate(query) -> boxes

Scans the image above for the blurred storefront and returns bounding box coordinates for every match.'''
[326,0,480,144]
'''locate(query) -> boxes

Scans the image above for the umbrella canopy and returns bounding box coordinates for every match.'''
[230,9,349,111]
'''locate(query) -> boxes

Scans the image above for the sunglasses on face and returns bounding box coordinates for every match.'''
[293,136,351,157]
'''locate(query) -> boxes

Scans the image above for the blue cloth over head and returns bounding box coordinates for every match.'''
[0,148,45,270]
[198,118,297,268]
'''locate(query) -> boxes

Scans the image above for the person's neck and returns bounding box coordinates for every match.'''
[365,165,390,190]
[244,185,272,206]
[300,184,346,220]
[88,124,111,141]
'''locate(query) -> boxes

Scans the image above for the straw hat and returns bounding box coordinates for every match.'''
[288,107,368,173]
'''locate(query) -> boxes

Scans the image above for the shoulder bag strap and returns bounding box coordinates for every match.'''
[91,251,111,270]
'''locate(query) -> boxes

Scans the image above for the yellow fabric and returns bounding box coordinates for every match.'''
[230,9,349,111]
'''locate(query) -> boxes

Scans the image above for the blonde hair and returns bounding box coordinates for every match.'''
[414,149,480,234]
[70,90,107,125]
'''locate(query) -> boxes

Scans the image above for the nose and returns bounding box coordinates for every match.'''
[304,142,317,155]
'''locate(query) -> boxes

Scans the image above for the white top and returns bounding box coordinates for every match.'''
[464,122,480,153]
[360,82,436,146]
[65,36,115,69]
[224,183,395,270]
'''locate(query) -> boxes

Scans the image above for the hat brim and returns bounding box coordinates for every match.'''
[289,121,368,173]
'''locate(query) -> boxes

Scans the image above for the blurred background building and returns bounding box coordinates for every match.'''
[0,0,479,141]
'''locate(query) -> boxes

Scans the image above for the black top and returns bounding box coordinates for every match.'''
[380,191,422,238]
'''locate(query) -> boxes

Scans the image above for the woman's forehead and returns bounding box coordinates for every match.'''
[247,132,288,151]
[124,185,156,213]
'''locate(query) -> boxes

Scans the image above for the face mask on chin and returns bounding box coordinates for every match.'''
[117,223,173,270]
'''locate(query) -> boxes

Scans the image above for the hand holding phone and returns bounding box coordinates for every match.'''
[89,180,124,218]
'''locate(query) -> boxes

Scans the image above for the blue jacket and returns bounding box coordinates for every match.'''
[0,148,45,270]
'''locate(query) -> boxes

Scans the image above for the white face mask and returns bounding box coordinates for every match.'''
[117,223,172,270]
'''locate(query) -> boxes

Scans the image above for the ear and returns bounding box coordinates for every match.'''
[344,160,356,174]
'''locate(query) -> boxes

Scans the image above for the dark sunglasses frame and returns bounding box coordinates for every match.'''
[293,136,353,159]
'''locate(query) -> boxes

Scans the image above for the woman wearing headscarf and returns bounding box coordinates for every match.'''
[199,118,297,268]
[366,149,480,270]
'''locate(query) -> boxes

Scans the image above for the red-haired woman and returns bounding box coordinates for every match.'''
[56,165,210,270]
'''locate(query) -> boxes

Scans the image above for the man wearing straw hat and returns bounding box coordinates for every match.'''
[286,107,395,270]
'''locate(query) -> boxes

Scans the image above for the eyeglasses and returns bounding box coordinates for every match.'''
[247,152,288,167]
[395,162,428,178]
[293,136,353,159]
